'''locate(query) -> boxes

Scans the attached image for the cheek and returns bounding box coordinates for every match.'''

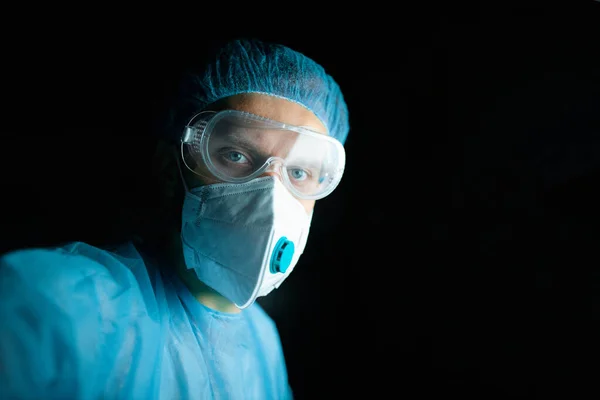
[182,164,217,187]
[299,199,316,215]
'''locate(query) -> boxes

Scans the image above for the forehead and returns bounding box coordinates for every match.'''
[213,93,328,135]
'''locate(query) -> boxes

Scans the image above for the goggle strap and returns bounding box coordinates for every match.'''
[175,145,190,193]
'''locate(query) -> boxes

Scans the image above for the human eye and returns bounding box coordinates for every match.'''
[288,168,309,182]
[223,150,249,164]
[216,148,251,166]
[210,147,257,178]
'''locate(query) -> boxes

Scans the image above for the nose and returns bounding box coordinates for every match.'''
[261,160,285,181]
[261,171,280,178]
[260,170,285,185]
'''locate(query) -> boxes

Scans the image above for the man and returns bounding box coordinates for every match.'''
[0,38,349,399]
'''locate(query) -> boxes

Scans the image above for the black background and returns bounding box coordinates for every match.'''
[2,3,600,398]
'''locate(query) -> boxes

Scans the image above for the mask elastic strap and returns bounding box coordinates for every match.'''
[174,145,190,193]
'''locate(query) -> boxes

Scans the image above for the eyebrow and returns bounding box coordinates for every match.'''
[285,157,323,170]
[220,131,265,150]
[222,133,324,169]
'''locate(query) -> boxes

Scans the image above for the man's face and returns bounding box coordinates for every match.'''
[181,93,329,214]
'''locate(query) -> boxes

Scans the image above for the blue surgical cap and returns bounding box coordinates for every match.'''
[176,38,350,145]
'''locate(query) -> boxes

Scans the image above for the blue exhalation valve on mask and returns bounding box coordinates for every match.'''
[270,237,295,274]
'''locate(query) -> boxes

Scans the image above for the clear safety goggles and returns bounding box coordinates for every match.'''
[180,109,346,200]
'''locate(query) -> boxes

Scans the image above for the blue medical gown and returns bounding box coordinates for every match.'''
[0,241,294,399]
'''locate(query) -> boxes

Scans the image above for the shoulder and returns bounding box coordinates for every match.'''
[2,241,120,279]
[0,241,153,317]
[0,241,160,397]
